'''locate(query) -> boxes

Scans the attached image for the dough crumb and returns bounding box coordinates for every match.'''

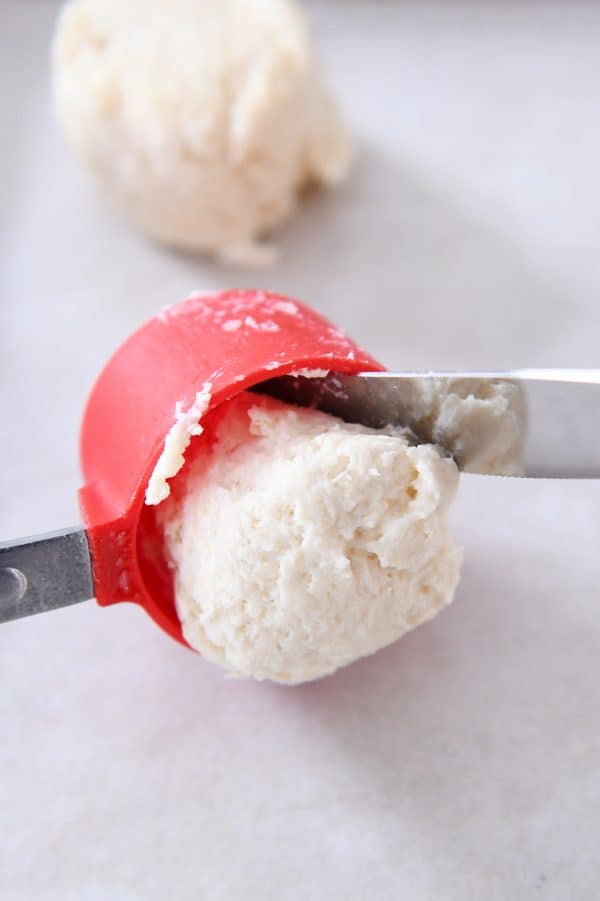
[146,383,212,506]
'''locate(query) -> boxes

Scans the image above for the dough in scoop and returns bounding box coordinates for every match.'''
[159,393,463,684]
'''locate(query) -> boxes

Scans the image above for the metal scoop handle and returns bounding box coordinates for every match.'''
[0,529,93,623]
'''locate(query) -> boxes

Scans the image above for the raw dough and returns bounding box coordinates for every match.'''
[159,393,462,684]
[145,382,213,506]
[52,0,352,264]
[387,377,527,476]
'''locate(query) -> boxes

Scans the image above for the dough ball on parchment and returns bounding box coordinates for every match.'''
[52,0,353,264]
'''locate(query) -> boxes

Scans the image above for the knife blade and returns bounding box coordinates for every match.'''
[258,369,600,478]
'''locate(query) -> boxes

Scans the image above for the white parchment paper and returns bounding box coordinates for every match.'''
[1,3,599,898]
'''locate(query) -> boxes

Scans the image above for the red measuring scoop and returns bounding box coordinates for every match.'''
[0,290,383,643]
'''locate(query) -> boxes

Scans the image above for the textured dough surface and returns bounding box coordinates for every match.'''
[52,0,352,262]
[159,393,463,684]
[403,378,527,476]
[434,380,526,476]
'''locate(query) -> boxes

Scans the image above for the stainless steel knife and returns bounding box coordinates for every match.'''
[259,368,600,479]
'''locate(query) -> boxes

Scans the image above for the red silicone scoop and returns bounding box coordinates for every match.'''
[77,290,383,645]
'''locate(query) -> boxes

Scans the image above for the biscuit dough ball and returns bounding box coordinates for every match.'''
[52,0,353,263]
[159,393,463,684]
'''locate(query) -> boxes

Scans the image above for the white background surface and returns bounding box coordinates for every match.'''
[2,2,600,898]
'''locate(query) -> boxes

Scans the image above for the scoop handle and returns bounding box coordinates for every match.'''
[0,528,93,623]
